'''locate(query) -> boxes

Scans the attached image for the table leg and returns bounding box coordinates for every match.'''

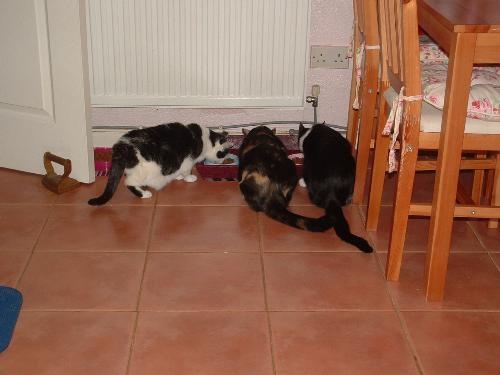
[425,33,476,301]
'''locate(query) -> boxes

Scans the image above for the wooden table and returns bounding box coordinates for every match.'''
[417,0,500,300]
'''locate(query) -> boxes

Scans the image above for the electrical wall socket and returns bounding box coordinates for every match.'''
[310,46,349,69]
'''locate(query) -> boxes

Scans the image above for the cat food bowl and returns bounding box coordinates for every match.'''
[195,150,303,180]
[196,150,240,180]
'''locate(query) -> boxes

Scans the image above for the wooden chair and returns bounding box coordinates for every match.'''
[347,0,380,204]
[367,0,500,293]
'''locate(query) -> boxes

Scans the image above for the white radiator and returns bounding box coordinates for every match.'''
[86,0,310,107]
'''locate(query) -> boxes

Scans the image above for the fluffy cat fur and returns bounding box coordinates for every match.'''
[238,126,332,231]
[299,123,373,253]
[88,122,231,206]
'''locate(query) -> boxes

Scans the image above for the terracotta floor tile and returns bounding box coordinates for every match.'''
[0,205,50,251]
[379,253,500,310]
[264,253,392,310]
[0,168,56,204]
[36,205,153,252]
[0,252,30,287]
[403,312,500,375]
[129,312,273,375]
[491,253,500,271]
[18,252,145,310]
[289,185,314,206]
[270,311,419,375]
[139,253,265,311]
[368,206,485,253]
[0,311,135,375]
[469,220,500,251]
[150,206,259,252]
[56,176,156,205]
[260,205,372,252]
[157,180,245,206]
[362,170,436,206]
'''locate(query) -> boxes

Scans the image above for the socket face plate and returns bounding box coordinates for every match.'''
[310,46,349,69]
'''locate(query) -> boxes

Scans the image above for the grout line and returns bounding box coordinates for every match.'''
[17,307,500,313]
[257,213,278,375]
[0,202,55,207]
[467,220,494,253]
[488,252,500,272]
[373,253,426,375]
[125,200,158,375]
[14,204,55,288]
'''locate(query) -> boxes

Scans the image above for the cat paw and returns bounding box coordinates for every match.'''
[299,178,307,188]
[175,175,185,181]
[184,174,198,183]
[141,191,153,199]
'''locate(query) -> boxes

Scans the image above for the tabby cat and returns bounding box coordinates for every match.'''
[298,123,373,252]
[238,126,331,231]
[88,122,231,205]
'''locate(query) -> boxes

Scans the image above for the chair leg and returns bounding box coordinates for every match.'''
[352,70,379,203]
[471,153,486,204]
[347,111,360,153]
[366,101,390,231]
[385,130,419,281]
[488,153,500,229]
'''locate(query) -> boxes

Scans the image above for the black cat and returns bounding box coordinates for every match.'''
[298,123,373,252]
[89,122,231,205]
[238,126,331,231]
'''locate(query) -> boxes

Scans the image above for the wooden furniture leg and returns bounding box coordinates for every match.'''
[352,53,379,204]
[366,99,390,231]
[385,114,420,281]
[488,153,500,229]
[425,33,476,301]
[471,153,487,204]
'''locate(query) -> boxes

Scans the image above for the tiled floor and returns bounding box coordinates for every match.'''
[0,167,499,375]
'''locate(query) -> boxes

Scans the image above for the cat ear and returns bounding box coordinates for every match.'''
[271,128,276,134]
[221,131,229,137]
[299,123,305,132]
[242,129,249,136]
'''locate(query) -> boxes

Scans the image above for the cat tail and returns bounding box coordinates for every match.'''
[325,201,373,253]
[88,144,128,206]
[265,200,332,232]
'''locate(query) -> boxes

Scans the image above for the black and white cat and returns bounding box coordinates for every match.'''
[88,122,231,206]
[298,123,373,252]
[238,126,331,231]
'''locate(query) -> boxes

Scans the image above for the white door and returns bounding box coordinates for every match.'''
[0,0,94,183]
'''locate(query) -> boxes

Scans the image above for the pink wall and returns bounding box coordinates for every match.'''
[91,0,353,130]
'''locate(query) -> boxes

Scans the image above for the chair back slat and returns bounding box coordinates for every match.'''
[379,0,422,97]
[386,0,400,77]
[395,0,405,82]
[354,0,380,46]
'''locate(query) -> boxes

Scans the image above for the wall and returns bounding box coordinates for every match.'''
[91,0,353,141]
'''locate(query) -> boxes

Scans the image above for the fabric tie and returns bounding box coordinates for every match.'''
[382,87,422,173]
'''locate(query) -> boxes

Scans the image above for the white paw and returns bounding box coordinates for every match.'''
[299,178,307,188]
[176,175,184,180]
[184,174,198,183]
[141,190,153,199]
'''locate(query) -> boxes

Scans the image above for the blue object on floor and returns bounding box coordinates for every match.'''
[0,286,23,352]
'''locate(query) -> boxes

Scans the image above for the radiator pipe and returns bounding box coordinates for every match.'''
[92,121,346,135]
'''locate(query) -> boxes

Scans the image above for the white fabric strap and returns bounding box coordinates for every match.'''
[382,87,422,173]
[352,43,381,110]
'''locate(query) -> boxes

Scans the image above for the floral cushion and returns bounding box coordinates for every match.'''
[421,64,500,121]
[419,35,448,64]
